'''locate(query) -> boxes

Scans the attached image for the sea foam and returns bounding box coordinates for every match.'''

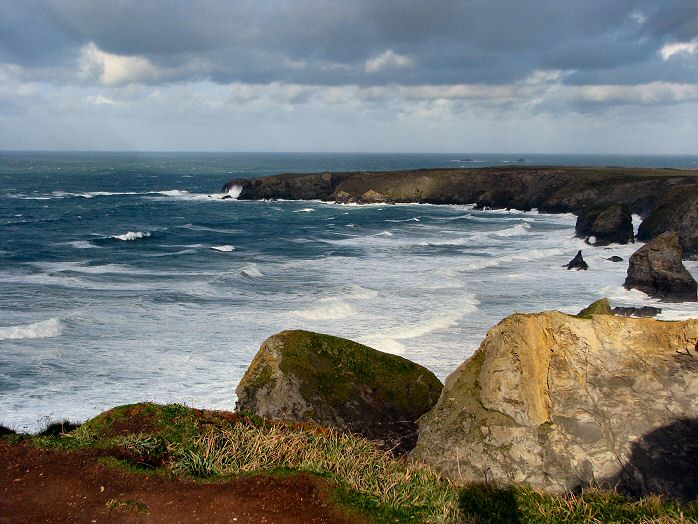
[111,231,151,241]
[0,318,63,340]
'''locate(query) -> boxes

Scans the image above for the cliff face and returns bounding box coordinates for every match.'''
[223,167,698,257]
[410,312,698,500]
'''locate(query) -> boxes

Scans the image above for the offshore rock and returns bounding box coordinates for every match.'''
[565,250,588,270]
[607,256,624,262]
[411,312,698,500]
[612,306,662,318]
[624,231,697,302]
[575,203,634,245]
[236,330,443,453]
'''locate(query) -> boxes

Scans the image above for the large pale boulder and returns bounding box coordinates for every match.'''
[411,312,698,499]
[624,231,697,301]
[236,330,443,452]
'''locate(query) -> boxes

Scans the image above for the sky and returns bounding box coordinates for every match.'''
[1,0,698,154]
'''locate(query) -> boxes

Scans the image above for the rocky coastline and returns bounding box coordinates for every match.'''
[223,166,698,258]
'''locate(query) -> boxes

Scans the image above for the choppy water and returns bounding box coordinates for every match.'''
[2,152,698,431]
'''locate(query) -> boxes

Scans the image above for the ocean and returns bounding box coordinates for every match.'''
[2,151,698,431]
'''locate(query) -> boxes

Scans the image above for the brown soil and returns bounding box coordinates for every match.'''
[0,441,364,524]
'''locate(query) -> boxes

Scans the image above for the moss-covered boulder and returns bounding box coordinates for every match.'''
[577,298,614,317]
[235,330,443,452]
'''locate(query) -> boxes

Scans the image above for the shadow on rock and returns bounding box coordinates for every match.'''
[604,418,698,501]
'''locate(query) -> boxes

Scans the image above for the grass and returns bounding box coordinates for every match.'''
[459,484,698,523]
[13,403,698,523]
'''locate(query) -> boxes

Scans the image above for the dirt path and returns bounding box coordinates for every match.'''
[1,441,363,523]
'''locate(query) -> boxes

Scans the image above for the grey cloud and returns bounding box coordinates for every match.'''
[1,0,697,87]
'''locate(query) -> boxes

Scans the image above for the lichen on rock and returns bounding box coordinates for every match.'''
[411,312,698,500]
[236,330,443,452]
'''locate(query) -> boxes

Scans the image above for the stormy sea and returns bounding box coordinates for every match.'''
[2,151,698,431]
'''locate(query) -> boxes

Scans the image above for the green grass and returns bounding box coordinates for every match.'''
[14,403,698,523]
[459,484,698,523]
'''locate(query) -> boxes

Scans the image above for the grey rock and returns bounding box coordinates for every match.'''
[565,250,588,270]
[612,306,662,317]
[575,203,634,245]
[236,330,442,453]
[624,231,697,301]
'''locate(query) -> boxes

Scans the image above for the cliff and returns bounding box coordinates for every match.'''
[223,166,698,257]
[410,310,698,500]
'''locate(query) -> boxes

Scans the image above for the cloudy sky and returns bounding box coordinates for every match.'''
[2,0,698,153]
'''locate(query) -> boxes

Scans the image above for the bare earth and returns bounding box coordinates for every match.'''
[0,441,361,524]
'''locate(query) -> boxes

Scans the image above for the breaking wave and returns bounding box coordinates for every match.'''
[0,318,63,340]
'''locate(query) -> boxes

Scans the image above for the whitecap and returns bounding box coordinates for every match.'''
[295,208,315,213]
[67,240,97,249]
[293,298,356,320]
[0,318,63,340]
[111,231,151,241]
[240,265,263,278]
[211,245,235,252]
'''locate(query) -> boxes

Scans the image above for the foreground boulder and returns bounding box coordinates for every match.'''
[236,330,443,452]
[411,312,698,499]
[575,203,634,245]
[624,231,697,301]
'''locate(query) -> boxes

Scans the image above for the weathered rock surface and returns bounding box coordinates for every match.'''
[359,189,393,204]
[223,166,698,257]
[565,250,588,270]
[577,298,613,317]
[236,330,443,453]
[411,312,698,500]
[575,203,634,245]
[637,185,698,258]
[612,306,662,317]
[624,231,697,302]
[607,256,624,262]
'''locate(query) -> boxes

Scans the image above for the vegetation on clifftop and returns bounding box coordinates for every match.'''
[5,402,697,523]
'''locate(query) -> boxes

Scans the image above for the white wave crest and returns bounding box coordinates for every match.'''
[240,265,263,278]
[225,185,242,199]
[0,318,63,340]
[67,240,97,249]
[111,231,151,241]
[492,223,532,237]
[293,298,356,320]
[295,208,315,213]
[211,245,235,252]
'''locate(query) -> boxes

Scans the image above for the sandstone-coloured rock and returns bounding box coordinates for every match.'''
[575,203,634,245]
[624,231,697,301]
[411,312,698,499]
[236,330,443,452]
[360,189,393,204]
[333,190,357,204]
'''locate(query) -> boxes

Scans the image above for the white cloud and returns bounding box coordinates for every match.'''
[79,43,164,85]
[629,11,647,25]
[365,50,413,73]
[660,39,698,60]
[86,94,115,105]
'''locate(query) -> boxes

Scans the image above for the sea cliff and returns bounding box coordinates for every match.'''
[223,166,698,257]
